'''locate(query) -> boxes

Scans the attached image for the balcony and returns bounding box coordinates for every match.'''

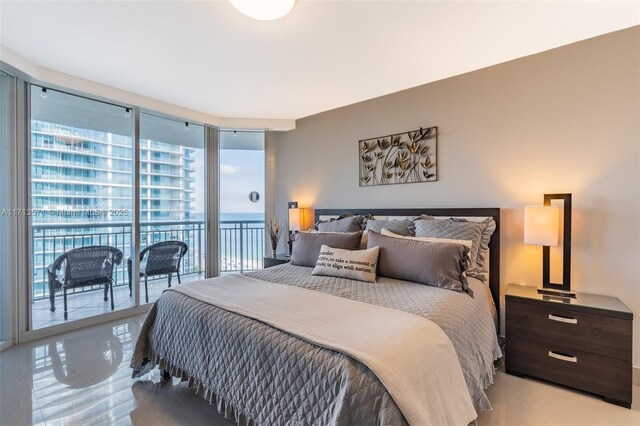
[31,219,265,329]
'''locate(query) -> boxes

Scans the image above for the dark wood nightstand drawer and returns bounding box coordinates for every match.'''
[507,335,632,407]
[506,300,632,362]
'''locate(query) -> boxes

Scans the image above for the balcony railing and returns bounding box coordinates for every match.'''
[219,220,266,273]
[31,219,265,301]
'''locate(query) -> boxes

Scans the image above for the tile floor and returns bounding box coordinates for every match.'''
[32,274,205,330]
[1,314,639,426]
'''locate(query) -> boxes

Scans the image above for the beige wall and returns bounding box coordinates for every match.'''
[270,26,640,366]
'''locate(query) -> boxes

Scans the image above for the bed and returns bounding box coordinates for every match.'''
[132,208,502,425]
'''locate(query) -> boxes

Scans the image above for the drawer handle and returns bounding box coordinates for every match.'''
[548,351,578,363]
[548,314,577,324]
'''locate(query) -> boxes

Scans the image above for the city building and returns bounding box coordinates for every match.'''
[31,120,196,224]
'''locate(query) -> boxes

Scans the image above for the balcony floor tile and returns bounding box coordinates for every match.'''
[31,273,205,330]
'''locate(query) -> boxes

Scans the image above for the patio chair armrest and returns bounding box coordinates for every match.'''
[48,252,68,276]
[139,246,151,261]
[113,251,123,266]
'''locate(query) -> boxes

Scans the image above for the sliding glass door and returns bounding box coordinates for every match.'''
[137,113,206,304]
[0,70,225,339]
[29,87,134,330]
[0,71,16,347]
[219,130,265,272]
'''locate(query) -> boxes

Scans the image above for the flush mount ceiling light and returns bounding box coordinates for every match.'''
[229,0,296,21]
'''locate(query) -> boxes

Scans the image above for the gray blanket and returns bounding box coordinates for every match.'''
[132,264,501,425]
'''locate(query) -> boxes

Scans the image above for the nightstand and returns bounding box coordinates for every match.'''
[263,254,289,269]
[506,284,633,408]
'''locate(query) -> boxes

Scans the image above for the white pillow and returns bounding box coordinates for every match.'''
[381,228,473,250]
[312,245,379,283]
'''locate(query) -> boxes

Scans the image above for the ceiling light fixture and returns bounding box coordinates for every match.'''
[229,0,296,21]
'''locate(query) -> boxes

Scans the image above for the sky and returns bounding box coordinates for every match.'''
[219,148,265,215]
[192,148,264,216]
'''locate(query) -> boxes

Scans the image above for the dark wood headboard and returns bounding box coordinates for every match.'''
[314,208,501,322]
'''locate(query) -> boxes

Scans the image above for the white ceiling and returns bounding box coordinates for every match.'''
[1,1,638,121]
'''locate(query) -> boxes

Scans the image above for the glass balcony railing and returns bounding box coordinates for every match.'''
[31,220,265,301]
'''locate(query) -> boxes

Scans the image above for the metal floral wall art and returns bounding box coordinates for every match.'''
[359,126,437,187]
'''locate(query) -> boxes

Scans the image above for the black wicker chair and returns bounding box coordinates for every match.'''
[127,241,189,303]
[47,246,123,320]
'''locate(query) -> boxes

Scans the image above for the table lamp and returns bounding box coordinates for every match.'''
[288,202,312,255]
[524,193,574,297]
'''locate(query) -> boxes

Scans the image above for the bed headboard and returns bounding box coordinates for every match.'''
[314,208,501,321]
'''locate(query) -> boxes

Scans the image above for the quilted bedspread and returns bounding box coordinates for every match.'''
[132,264,501,425]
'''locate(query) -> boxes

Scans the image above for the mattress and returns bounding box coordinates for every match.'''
[132,264,501,425]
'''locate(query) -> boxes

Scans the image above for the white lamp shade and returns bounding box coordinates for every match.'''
[524,205,560,246]
[288,208,301,231]
[288,207,311,232]
[230,0,297,20]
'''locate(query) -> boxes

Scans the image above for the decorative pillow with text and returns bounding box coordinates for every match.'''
[311,245,380,283]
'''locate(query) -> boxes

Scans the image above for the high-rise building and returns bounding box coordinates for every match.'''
[140,138,196,222]
[31,120,196,224]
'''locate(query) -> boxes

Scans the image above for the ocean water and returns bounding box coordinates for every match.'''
[220,212,265,222]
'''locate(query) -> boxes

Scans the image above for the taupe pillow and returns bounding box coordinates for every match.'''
[365,219,415,236]
[381,228,474,270]
[413,216,495,281]
[312,245,380,283]
[367,231,471,294]
[316,214,366,233]
[291,231,363,267]
[310,229,369,250]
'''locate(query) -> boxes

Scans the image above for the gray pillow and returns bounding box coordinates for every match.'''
[316,214,366,233]
[367,231,471,294]
[365,219,415,236]
[291,231,363,267]
[475,219,496,277]
[413,216,495,281]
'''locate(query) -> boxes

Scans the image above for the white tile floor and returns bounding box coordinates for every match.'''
[478,368,640,425]
[0,314,235,426]
[32,274,205,330]
[1,314,639,426]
